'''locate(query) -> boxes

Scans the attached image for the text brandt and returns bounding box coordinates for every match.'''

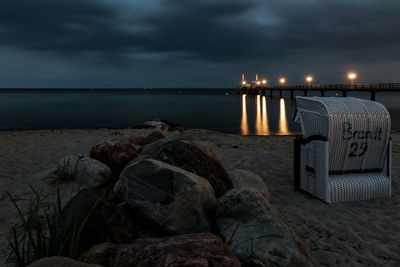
[342,122,382,140]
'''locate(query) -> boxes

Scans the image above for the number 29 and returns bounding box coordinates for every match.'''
[349,142,368,157]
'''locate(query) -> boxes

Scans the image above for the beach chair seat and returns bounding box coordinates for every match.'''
[294,97,391,203]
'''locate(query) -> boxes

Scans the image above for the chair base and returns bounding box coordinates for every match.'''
[327,173,391,203]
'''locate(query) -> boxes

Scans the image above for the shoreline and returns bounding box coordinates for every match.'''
[1,128,400,266]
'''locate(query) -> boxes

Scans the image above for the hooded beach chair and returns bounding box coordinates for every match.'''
[293,97,391,203]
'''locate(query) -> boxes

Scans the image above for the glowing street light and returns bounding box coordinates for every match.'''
[348,72,357,86]
[242,80,247,86]
[256,81,261,86]
[280,78,286,86]
[262,79,267,85]
[306,76,313,87]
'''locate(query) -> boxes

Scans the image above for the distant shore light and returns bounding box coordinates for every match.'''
[280,78,286,85]
[262,79,267,84]
[242,81,246,85]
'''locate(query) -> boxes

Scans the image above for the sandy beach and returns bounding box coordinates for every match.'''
[1,128,400,266]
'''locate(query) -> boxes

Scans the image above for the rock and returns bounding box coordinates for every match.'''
[216,188,312,267]
[28,256,102,267]
[79,233,240,267]
[141,120,169,131]
[151,140,233,197]
[57,155,113,188]
[175,131,194,141]
[89,137,137,176]
[228,169,271,202]
[159,119,182,129]
[170,126,185,132]
[139,138,168,155]
[57,189,137,252]
[119,159,216,235]
[131,130,166,146]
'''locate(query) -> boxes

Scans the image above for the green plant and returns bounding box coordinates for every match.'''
[7,185,104,266]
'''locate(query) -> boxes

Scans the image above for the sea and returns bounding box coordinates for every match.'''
[1,89,399,135]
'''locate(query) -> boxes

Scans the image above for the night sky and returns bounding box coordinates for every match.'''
[1,0,399,88]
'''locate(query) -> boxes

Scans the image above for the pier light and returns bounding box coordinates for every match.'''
[262,79,267,85]
[280,78,286,85]
[242,80,246,85]
[306,76,313,86]
[256,81,261,86]
[348,72,357,85]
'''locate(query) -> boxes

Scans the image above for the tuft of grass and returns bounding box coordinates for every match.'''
[55,156,83,182]
[6,184,104,266]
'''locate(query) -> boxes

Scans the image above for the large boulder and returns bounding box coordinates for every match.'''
[131,130,166,146]
[216,188,312,267]
[228,169,271,202]
[28,256,102,267]
[150,140,233,197]
[57,155,113,188]
[57,189,137,252]
[89,137,137,176]
[79,233,240,267]
[119,159,216,235]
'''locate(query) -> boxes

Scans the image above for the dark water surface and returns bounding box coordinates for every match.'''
[1,89,399,135]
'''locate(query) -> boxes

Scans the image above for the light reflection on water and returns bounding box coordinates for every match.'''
[241,95,290,135]
[241,94,249,135]
[262,96,270,135]
[278,98,289,135]
[255,95,262,135]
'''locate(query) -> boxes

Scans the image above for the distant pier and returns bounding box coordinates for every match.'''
[237,83,400,101]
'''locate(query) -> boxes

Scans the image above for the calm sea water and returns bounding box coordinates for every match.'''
[1,89,399,135]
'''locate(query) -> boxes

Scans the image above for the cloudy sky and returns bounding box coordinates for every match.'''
[0,0,399,88]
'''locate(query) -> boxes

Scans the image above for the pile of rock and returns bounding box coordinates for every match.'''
[34,123,318,267]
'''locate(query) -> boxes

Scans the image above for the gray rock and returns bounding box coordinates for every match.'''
[79,233,240,267]
[119,159,216,235]
[151,140,233,197]
[228,169,271,202]
[28,256,102,267]
[57,155,113,188]
[216,188,312,267]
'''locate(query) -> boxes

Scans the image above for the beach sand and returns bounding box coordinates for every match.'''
[1,128,400,266]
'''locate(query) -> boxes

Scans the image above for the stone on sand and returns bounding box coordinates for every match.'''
[151,140,233,197]
[28,256,102,267]
[130,130,166,146]
[57,155,113,188]
[119,159,216,235]
[216,188,312,267]
[228,169,271,202]
[79,233,240,267]
[89,137,137,176]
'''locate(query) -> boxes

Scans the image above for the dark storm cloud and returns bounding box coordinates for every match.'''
[0,0,149,52]
[1,0,399,62]
[0,0,400,86]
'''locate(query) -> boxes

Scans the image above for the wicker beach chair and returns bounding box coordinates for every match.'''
[293,97,391,203]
